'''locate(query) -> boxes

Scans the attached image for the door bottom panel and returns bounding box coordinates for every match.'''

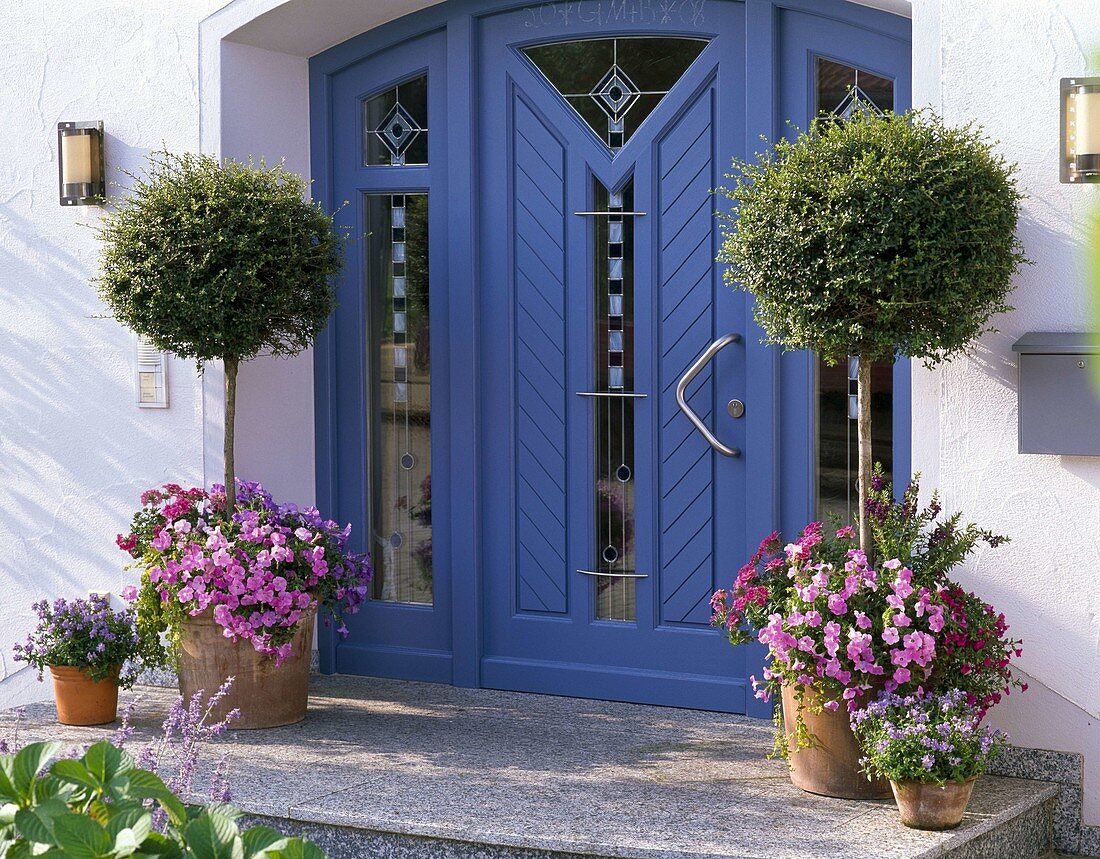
[335,643,453,684]
[480,656,749,713]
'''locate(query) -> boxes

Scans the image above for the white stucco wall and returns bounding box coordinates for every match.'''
[912,0,1100,825]
[0,0,223,707]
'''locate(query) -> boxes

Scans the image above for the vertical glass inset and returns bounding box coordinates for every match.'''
[364,193,432,604]
[594,181,636,622]
[362,75,429,166]
[813,58,896,521]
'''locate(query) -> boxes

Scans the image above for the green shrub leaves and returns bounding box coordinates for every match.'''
[95,152,341,367]
[718,108,1027,367]
[0,741,325,859]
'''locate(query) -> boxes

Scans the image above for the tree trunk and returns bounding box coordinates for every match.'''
[856,352,873,557]
[224,357,238,516]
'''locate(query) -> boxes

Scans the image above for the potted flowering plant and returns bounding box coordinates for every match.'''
[712,521,943,799]
[851,689,1007,829]
[12,594,141,726]
[711,471,1013,799]
[118,480,372,728]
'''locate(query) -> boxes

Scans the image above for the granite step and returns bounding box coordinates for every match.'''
[6,676,1062,859]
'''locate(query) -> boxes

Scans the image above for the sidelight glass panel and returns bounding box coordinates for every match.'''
[813,59,896,522]
[816,357,893,522]
[364,193,432,604]
[523,38,707,153]
[815,57,894,119]
[594,181,636,622]
[362,75,428,166]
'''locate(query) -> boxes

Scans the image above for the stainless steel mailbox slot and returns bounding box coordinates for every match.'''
[1012,332,1100,455]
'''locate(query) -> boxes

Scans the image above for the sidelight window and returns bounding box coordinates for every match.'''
[813,59,896,521]
[364,193,433,604]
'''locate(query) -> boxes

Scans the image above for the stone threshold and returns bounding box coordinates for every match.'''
[6,675,1063,859]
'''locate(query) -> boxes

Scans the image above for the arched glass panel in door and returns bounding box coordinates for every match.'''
[522,38,707,152]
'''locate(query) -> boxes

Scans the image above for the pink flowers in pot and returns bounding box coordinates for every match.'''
[713,522,947,712]
[119,480,372,667]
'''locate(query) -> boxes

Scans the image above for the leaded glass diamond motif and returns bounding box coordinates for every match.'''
[523,37,707,153]
[377,102,423,162]
[592,66,640,121]
[816,57,894,119]
[362,75,428,166]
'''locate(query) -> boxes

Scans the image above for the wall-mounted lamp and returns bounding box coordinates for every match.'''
[1061,78,1100,183]
[57,121,105,205]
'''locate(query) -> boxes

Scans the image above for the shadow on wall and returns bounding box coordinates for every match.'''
[927,204,1100,822]
[0,159,204,702]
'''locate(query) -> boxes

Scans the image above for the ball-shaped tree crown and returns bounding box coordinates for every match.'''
[718,108,1027,367]
[96,151,341,364]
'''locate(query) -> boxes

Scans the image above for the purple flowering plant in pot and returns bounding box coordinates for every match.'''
[12,594,141,726]
[851,689,1007,830]
[710,469,1016,799]
[118,479,372,728]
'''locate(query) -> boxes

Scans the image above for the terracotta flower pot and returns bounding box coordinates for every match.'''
[781,682,891,799]
[50,665,120,726]
[890,776,977,830]
[178,604,316,730]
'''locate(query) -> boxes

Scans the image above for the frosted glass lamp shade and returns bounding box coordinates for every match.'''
[57,121,105,205]
[1061,78,1100,183]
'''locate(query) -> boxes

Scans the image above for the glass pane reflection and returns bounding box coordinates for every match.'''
[364,193,432,604]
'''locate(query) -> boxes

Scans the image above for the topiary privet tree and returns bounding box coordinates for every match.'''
[719,108,1026,554]
[96,152,341,513]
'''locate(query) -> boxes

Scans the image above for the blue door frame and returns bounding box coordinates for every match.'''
[310,0,911,714]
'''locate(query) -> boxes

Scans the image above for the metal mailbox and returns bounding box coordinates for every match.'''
[1012,332,1100,455]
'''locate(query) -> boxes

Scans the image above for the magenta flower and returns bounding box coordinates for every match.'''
[118,480,372,666]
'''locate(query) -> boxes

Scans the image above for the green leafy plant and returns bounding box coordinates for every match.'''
[718,108,1027,552]
[865,465,1008,582]
[0,740,324,858]
[95,152,342,513]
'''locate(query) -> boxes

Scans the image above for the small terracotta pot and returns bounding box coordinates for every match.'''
[890,776,977,830]
[781,682,891,800]
[178,604,316,729]
[50,665,120,726]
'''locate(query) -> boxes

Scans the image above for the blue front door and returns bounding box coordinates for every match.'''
[311,0,911,714]
[478,4,761,711]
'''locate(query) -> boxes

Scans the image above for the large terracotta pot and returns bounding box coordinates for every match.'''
[50,665,120,726]
[891,776,977,830]
[781,682,891,799]
[178,604,316,729]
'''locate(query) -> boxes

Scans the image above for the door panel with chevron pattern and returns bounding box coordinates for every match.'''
[478,2,763,714]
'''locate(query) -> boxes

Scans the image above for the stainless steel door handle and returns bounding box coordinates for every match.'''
[675,333,742,458]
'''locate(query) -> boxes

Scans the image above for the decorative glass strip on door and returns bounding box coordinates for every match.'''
[364,193,433,604]
[593,181,637,622]
[814,61,895,520]
[362,75,428,166]
[523,38,706,154]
